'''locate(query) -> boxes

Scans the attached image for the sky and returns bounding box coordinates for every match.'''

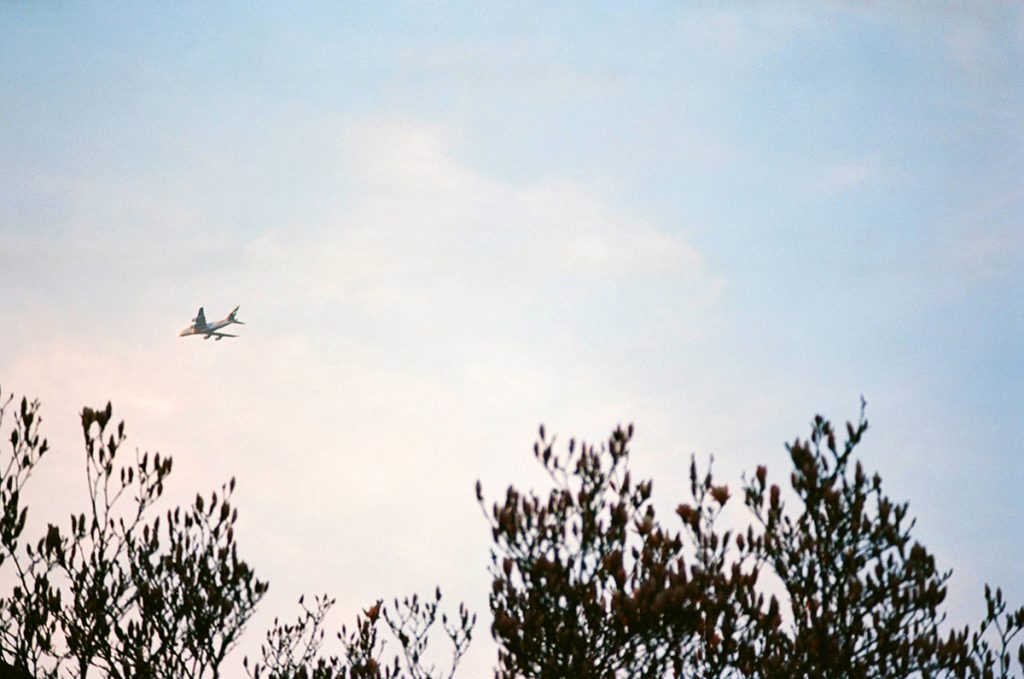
[1,3,1022,675]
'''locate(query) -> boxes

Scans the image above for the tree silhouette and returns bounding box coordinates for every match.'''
[0,387,266,678]
[1,383,1021,678]
[478,424,749,678]
[243,589,474,679]
[480,404,1024,678]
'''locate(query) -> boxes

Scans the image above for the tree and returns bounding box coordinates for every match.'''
[480,404,1024,678]
[736,408,973,677]
[0,390,50,679]
[477,424,749,678]
[243,589,474,679]
[2,382,1021,678]
[0,384,474,679]
[0,387,267,678]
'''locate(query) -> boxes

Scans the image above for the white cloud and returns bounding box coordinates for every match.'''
[304,119,704,280]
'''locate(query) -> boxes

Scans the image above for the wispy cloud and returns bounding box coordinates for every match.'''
[227,118,722,341]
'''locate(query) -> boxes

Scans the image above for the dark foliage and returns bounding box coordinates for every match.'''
[1,383,1020,678]
[480,404,1024,678]
[0,388,266,678]
[478,424,749,678]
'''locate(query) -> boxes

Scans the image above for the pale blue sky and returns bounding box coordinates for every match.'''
[2,4,1021,674]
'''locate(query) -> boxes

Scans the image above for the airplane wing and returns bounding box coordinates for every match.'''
[208,332,237,340]
[195,307,207,327]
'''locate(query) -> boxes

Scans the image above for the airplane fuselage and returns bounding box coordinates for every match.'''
[179,306,243,340]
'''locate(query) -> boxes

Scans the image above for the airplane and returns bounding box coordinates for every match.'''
[179,306,244,341]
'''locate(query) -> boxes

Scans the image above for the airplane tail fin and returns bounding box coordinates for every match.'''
[229,305,244,324]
